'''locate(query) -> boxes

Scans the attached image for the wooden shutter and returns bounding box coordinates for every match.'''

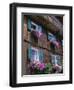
[27,19,31,31]
[39,50,44,62]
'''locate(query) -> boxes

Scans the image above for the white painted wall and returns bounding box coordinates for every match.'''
[0,0,74,89]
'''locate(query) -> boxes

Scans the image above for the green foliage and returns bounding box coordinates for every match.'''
[44,63,53,74]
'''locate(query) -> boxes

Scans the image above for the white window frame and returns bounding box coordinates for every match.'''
[31,21,42,32]
[31,47,39,61]
[51,55,61,65]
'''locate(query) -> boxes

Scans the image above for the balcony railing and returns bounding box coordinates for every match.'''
[44,16,63,34]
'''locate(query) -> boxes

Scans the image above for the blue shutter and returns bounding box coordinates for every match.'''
[39,50,44,62]
[28,19,31,31]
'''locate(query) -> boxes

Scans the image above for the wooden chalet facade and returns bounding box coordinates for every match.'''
[22,15,63,75]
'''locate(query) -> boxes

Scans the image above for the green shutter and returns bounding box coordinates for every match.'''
[27,19,31,31]
[39,50,44,62]
[28,47,32,60]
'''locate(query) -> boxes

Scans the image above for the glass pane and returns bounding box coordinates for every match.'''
[31,24,36,30]
[48,33,56,41]
[51,55,55,64]
[31,21,38,31]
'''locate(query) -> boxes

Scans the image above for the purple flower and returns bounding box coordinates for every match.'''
[30,61,46,73]
[53,64,62,73]
[32,30,43,39]
[39,63,45,71]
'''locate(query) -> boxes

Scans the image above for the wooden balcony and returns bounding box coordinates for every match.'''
[28,15,63,37]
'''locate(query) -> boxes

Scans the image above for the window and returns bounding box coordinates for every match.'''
[48,33,60,49]
[28,19,42,32]
[48,33,56,42]
[51,55,61,66]
[28,19,43,38]
[31,21,42,32]
[31,21,38,31]
[28,47,39,61]
[31,49,39,61]
[28,47,44,62]
[31,23,36,30]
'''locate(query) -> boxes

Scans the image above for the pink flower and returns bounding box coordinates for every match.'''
[53,64,62,72]
[38,63,45,71]
[30,61,45,71]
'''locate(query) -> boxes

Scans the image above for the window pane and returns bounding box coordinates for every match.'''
[48,33,56,41]
[31,49,36,61]
[51,55,61,65]
[31,24,36,30]
[28,47,40,62]
[51,55,55,64]
[31,21,38,31]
